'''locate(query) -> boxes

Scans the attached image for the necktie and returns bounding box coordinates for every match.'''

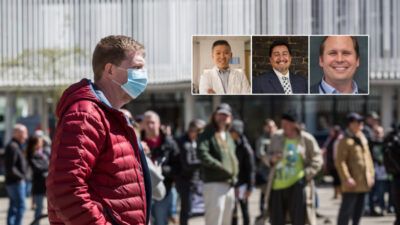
[282,76,292,94]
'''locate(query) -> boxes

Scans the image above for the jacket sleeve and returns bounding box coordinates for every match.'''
[162,137,181,179]
[240,70,251,94]
[178,139,201,174]
[304,134,323,180]
[244,142,256,190]
[197,134,230,176]
[146,157,165,201]
[46,112,110,225]
[29,155,49,174]
[199,72,209,94]
[5,144,25,180]
[364,144,375,179]
[335,138,352,181]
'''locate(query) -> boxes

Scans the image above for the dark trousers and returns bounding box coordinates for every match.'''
[232,199,250,225]
[259,191,265,214]
[368,182,377,213]
[269,179,306,225]
[337,193,365,225]
[176,181,192,225]
[393,177,400,225]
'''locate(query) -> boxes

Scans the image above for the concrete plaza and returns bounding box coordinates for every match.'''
[0,185,395,225]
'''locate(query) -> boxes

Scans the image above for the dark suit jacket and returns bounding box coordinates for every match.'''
[310,82,319,93]
[252,70,308,94]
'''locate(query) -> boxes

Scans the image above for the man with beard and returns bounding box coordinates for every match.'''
[197,103,239,225]
[252,40,308,94]
[310,36,365,94]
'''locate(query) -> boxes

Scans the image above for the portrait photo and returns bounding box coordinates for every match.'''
[309,35,369,94]
[252,36,309,94]
[192,36,251,95]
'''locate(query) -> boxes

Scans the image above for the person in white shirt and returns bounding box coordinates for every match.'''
[199,40,250,94]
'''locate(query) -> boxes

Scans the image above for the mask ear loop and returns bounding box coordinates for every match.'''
[111,79,123,86]
[109,65,128,86]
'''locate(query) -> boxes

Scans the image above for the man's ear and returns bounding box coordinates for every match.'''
[104,63,114,76]
[319,56,323,67]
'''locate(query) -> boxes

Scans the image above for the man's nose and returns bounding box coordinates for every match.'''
[335,53,344,62]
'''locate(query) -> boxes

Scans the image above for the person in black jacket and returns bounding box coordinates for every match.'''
[230,120,256,225]
[5,124,29,225]
[176,119,206,225]
[26,135,49,224]
[142,110,180,225]
[383,123,400,225]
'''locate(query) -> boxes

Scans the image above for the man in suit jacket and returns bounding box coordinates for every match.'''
[252,40,308,94]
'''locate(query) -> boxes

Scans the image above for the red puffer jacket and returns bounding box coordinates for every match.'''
[47,79,148,225]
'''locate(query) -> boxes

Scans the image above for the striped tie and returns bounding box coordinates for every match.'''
[282,76,292,94]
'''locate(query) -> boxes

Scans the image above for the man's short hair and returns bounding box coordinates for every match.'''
[13,123,26,133]
[269,40,292,57]
[143,110,160,123]
[319,36,359,58]
[92,35,145,82]
[211,40,231,51]
[263,118,275,126]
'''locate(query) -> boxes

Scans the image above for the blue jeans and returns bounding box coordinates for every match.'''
[375,180,390,210]
[33,194,45,221]
[25,181,32,197]
[6,181,26,225]
[170,186,178,217]
[152,191,173,225]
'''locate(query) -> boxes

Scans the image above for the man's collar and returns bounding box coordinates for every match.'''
[89,80,113,108]
[214,66,230,73]
[320,77,358,94]
[273,68,290,78]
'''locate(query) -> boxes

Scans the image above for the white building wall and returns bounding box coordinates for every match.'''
[0,0,398,86]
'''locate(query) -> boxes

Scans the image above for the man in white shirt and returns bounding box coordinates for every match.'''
[199,40,250,94]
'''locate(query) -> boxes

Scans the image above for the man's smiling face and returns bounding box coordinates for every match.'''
[212,44,232,70]
[319,36,360,85]
[270,45,292,75]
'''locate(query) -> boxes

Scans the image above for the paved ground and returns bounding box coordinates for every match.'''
[0,186,395,225]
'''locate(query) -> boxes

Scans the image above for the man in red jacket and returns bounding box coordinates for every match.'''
[46,35,152,225]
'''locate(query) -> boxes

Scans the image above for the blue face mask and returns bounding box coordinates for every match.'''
[113,68,148,98]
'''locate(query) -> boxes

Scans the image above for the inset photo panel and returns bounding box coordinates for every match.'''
[252,36,308,94]
[309,35,369,95]
[192,35,251,95]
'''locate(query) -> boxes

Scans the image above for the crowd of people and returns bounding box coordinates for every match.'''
[4,106,400,225]
[3,125,50,225]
